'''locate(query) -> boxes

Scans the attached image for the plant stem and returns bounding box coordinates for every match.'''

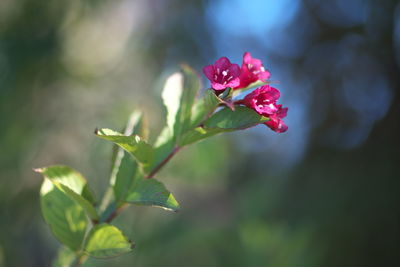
[101,146,181,223]
[104,203,129,223]
[72,252,88,267]
[146,146,181,179]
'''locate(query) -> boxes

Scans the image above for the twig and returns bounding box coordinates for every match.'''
[104,203,129,223]
[146,146,181,179]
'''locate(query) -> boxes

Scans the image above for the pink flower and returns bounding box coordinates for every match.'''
[235,52,271,89]
[243,85,280,115]
[203,57,241,91]
[242,85,288,133]
[265,105,288,133]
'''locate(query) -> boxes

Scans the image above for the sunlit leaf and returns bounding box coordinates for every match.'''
[204,106,268,129]
[113,152,139,202]
[180,106,269,145]
[84,224,133,259]
[35,166,99,221]
[125,175,180,212]
[109,111,145,202]
[162,71,183,141]
[161,65,200,143]
[35,166,91,197]
[190,89,220,128]
[177,64,201,136]
[153,66,201,170]
[179,127,229,146]
[232,80,270,94]
[52,246,76,267]
[53,182,99,221]
[39,178,87,251]
[95,128,154,170]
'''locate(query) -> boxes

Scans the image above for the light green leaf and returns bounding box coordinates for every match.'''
[52,246,76,267]
[81,184,96,205]
[204,106,269,129]
[151,126,175,173]
[190,89,220,128]
[232,80,270,94]
[84,224,134,258]
[161,65,201,143]
[177,64,201,135]
[35,166,99,221]
[113,152,139,202]
[153,67,203,170]
[40,178,87,251]
[95,128,154,170]
[109,111,145,202]
[125,175,180,212]
[53,182,99,221]
[35,166,89,196]
[162,71,183,141]
[179,106,269,146]
[179,127,229,146]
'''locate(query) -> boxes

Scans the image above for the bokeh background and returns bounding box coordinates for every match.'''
[1,0,400,266]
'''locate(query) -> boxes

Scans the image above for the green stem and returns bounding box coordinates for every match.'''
[146,146,181,179]
[98,187,114,214]
[104,203,129,223]
[101,146,182,222]
[72,252,88,267]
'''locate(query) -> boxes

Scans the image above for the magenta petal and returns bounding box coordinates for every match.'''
[256,103,279,115]
[241,84,288,132]
[243,52,252,64]
[229,63,241,77]
[277,106,288,119]
[203,56,242,91]
[265,119,288,133]
[226,77,240,88]
[260,85,280,102]
[215,57,231,69]
[203,65,215,80]
[258,70,271,81]
[211,82,227,91]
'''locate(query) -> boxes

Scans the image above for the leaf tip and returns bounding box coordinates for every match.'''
[33,167,43,173]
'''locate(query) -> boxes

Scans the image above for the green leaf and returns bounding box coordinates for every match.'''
[151,67,200,171]
[179,106,269,146]
[84,224,134,258]
[153,126,175,171]
[162,72,183,141]
[110,129,180,211]
[232,80,270,94]
[35,166,99,221]
[53,182,99,221]
[190,89,221,128]
[40,178,87,251]
[113,152,139,202]
[95,128,154,170]
[179,127,229,146]
[177,64,201,135]
[161,65,201,143]
[109,111,145,202]
[35,166,90,196]
[52,246,76,267]
[81,184,96,205]
[125,175,180,212]
[204,106,269,129]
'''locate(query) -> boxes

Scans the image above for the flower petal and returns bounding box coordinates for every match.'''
[203,65,215,80]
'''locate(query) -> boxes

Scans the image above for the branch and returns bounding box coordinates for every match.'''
[146,146,181,179]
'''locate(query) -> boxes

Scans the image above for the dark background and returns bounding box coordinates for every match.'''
[0,0,399,266]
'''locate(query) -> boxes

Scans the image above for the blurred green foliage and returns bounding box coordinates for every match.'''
[0,0,399,266]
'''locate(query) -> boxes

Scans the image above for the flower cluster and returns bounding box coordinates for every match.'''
[203,52,288,133]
